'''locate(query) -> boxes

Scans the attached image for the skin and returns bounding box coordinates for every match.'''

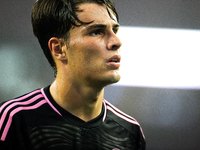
[49,3,122,122]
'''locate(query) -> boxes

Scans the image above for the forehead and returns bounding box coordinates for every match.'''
[77,3,117,24]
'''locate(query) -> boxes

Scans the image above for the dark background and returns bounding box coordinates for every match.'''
[0,0,200,149]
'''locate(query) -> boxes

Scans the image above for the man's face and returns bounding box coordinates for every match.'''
[65,3,122,88]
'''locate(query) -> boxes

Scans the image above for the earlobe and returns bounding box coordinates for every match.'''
[48,37,67,61]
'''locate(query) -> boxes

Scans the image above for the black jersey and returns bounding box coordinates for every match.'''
[0,86,145,150]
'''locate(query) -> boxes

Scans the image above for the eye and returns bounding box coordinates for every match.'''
[89,29,103,36]
[113,28,118,34]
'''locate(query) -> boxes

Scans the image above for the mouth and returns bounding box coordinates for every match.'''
[107,55,121,63]
[109,58,118,63]
[106,55,121,68]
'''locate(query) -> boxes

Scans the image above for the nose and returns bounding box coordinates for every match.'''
[107,32,122,50]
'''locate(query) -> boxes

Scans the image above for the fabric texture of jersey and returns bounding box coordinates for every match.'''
[0,86,145,150]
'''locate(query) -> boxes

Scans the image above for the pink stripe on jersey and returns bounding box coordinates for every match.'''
[41,88,62,116]
[0,100,47,141]
[105,100,145,139]
[0,94,43,131]
[107,105,145,139]
[107,105,140,126]
[0,90,41,114]
[104,99,137,122]
[102,99,107,122]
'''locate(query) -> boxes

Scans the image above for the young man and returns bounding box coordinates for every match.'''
[0,0,145,149]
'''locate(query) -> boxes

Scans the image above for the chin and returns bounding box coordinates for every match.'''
[103,73,121,86]
[92,71,121,87]
[112,70,121,82]
[111,76,121,84]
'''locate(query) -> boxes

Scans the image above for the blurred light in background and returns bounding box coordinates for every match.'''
[117,26,200,89]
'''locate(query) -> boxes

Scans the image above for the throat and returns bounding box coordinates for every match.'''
[50,81,104,122]
[72,96,104,122]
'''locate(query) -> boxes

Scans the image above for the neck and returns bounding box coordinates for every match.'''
[50,75,104,122]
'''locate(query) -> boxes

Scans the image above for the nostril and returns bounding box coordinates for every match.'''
[111,45,120,50]
[107,40,122,50]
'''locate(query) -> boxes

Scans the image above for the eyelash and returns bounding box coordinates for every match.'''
[89,30,103,36]
[89,29,118,36]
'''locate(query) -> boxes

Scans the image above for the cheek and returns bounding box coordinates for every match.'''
[83,46,105,66]
[79,40,102,57]
[69,38,106,68]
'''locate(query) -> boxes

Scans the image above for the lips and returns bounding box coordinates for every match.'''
[107,55,121,63]
[106,55,121,68]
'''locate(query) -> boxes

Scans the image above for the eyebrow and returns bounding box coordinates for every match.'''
[84,23,120,32]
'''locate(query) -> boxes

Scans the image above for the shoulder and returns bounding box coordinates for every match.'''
[0,89,46,115]
[103,99,145,142]
[104,99,140,126]
[0,88,47,141]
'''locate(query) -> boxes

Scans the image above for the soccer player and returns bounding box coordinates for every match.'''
[0,0,145,149]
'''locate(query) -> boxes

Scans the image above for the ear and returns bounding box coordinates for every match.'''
[48,37,67,61]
